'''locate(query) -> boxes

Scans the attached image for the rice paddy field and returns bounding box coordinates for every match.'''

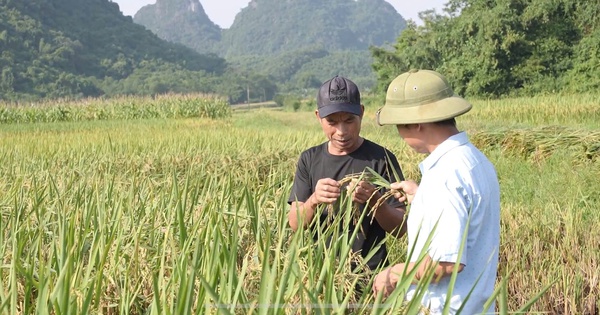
[0,93,599,314]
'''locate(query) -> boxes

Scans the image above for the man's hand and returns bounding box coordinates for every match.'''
[372,263,405,298]
[289,178,341,231]
[347,179,379,205]
[313,178,342,204]
[372,257,464,296]
[391,180,419,204]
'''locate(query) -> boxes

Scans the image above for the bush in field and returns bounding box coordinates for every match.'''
[273,95,304,112]
[0,94,231,124]
[304,99,316,111]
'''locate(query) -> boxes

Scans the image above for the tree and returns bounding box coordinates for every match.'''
[371,0,599,97]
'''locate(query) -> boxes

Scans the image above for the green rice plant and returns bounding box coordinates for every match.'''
[0,94,598,313]
[448,93,600,129]
[0,94,231,124]
[469,126,600,163]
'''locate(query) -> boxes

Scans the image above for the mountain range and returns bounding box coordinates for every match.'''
[0,0,406,101]
[134,0,406,55]
[133,0,222,55]
[133,0,407,91]
[0,0,234,101]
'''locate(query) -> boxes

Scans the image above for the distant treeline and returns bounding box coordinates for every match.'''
[1,0,599,102]
[0,0,277,104]
[371,0,600,97]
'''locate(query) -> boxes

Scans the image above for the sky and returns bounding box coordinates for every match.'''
[112,0,447,28]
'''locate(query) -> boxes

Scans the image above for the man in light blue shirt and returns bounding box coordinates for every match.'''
[372,69,500,314]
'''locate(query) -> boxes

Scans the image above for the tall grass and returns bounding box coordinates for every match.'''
[0,93,598,313]
[458,93,600,129]
[363,93,600,129]
[0,94,231,124]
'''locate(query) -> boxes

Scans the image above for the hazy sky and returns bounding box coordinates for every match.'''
[112,0,448,28]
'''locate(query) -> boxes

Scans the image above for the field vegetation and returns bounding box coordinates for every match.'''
[0,94,598,314]
[0,94,231,123]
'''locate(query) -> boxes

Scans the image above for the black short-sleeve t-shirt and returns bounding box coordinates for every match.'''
[288,139,405,270]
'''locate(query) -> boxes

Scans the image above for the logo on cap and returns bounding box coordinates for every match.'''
[329,87,348,102]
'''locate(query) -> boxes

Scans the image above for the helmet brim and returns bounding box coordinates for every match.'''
[377,95,472,125]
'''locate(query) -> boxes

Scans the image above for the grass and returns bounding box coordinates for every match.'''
[0,94,599,313]
[0,94,231,123]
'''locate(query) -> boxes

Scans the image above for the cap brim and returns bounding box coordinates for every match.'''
[318,103,362,118]
[377,95,472,125]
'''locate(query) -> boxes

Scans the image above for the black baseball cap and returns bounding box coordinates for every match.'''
[317,76,362,118]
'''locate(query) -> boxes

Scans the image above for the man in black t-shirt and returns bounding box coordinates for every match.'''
[288,76,407,271]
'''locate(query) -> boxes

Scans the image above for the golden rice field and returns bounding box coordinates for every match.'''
[0,94,598,314]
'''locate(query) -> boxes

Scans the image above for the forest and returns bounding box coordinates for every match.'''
[1,0,599,102]
[371,0,600,97]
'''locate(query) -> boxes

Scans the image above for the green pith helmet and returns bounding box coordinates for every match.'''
[376,69,472,125]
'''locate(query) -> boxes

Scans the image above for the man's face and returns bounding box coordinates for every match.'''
[317,111,363,155]
[396,124,428,154]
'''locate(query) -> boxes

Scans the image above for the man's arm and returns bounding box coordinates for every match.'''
[369,194,407,237]
[350,180,407,237]
[288,195,318,231]
[407,254,465,283]
[288,178,341,231]
[371,180,420,237]
[372,255,465,297]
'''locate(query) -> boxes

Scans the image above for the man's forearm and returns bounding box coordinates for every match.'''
[369,192,407,236]
[406,256,465,283]
[288,194,319,231]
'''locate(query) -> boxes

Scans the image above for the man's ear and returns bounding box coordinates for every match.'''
[405,123,421,131]
[360,105,365,117]
[315,110,321,120]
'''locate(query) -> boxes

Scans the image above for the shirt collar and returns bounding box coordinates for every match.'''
[419,132,469,173]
